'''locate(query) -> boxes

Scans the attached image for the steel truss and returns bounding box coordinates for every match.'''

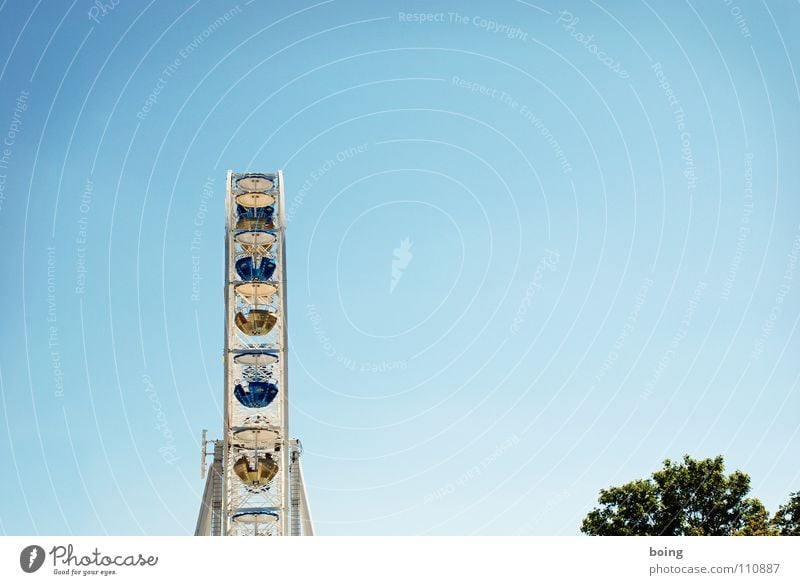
[195,171,312,536]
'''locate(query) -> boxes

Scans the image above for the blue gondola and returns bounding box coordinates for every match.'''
[237,204,274,220]
[235,256,276,281]
[234,381,278,408]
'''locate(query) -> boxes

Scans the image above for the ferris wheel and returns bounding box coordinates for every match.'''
[195,171,313,536]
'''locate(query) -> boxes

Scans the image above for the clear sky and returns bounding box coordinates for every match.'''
[0,0,798,536]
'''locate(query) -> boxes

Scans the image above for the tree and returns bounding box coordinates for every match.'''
[732,499,779,536]
[581,455,772,536]
[581,479,658,535]
[772,491,800,535]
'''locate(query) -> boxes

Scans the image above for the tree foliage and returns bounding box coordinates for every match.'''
[581,455,782,536]
[772,491,800,536]
[732,499,779,536]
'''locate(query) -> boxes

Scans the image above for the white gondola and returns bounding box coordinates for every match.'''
[232,507,279,524]
[234,281,278,304]
[236,191,275,208]
[234,229,276,247]
[236,174,274,192]
[231,425,281,448]
[233,351,279,366]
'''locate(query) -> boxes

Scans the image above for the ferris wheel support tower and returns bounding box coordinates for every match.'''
[195,170,313,536]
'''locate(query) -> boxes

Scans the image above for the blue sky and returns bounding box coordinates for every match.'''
[0,0,798,535]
